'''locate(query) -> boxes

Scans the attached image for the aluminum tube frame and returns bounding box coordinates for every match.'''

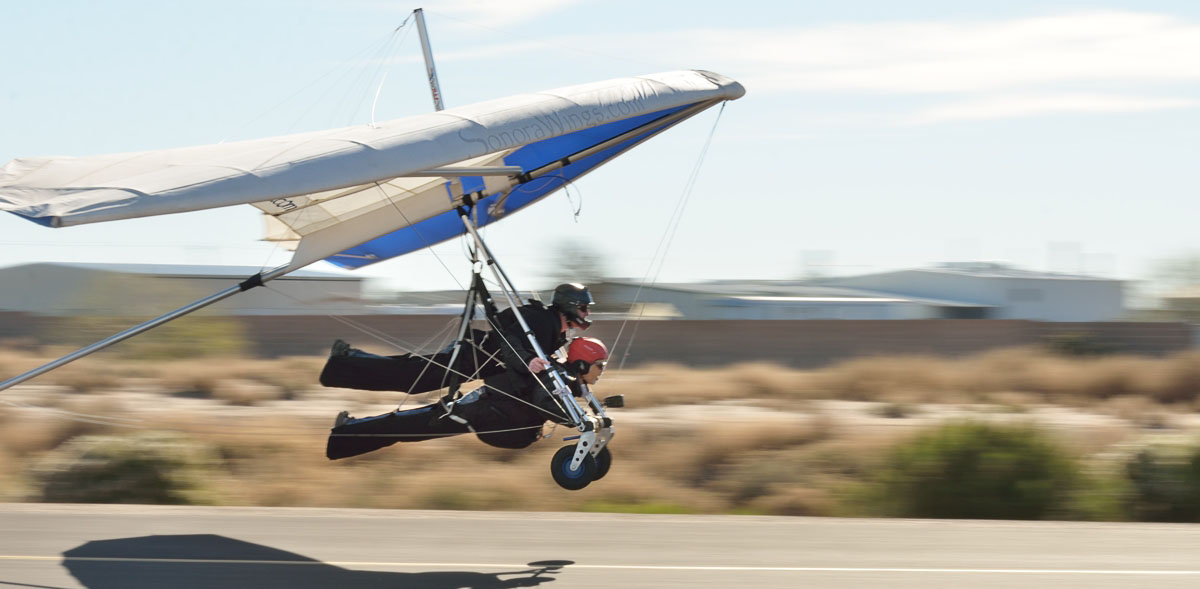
[516,100,717,185]
[440,256,485,398]
[456,210,588,428]
[577,381,614,457]
[0,264,292,393]
[413,8,444,111]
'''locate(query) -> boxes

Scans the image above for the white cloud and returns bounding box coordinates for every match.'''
[902,93,1200,125]
[531,10,1200,123]
[428,0,588,29]
[372,9,1200,123]
[647,11,1200,94]
[375,40,553,66]
[345,0,590,31]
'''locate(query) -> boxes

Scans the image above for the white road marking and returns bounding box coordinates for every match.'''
[3,555,1200,575]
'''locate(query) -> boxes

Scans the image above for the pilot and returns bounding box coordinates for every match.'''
[325,336,609,460]
[319,282,595,394]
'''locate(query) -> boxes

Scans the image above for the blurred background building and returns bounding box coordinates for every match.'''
[0,261,1189,365]
[0,262,365,316]
[599,262,1122,322]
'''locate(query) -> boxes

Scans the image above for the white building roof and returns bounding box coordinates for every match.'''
[0,262,360,281]
[610,280,992,308]
[909,262,1121,281]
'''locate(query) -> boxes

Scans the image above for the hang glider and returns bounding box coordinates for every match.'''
[0,70,744,393]
[1,70,744,272]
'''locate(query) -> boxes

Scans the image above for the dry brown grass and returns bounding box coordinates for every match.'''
[601,361,814,408]
[44,359,126,394]
[209,380,287,406]
[796,348,1200,407]
[0,348,46,379]
[2,343,1200,515]
[810,355,957,402]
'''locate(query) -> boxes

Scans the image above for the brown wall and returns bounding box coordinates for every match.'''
[1,312,1192,368]
[582,320,1194,367]
[229,317,1196,367]
[0,312,47,348]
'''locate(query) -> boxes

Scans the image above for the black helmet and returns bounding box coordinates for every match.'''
[551,283,594,328]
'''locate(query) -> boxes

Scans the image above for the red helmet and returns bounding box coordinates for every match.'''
[567,337,608,366]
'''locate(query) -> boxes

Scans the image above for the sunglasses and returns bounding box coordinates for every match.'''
[577,304,589,312]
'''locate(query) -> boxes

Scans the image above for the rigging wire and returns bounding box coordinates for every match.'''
[257,239,568,421]
[220,21,412,141]
[244,14,418,277]
[238,162,569,421]
[374,180,469,293]
[2,103,725,437]
[561,178,584,222]
[258,282,572,424]
[2,13,639,440]
[0,397,144,429]
[609,102,728,370]
[342,23,414,128]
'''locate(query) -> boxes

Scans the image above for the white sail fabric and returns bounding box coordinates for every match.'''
[1,70,744,269]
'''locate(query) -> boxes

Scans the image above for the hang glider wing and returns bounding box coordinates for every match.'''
[0,70,744,271]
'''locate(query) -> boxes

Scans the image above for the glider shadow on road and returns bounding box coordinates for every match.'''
[62,534,571,589]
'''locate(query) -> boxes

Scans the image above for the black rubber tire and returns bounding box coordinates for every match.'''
[593,446,612,481]
[550,444,596,490]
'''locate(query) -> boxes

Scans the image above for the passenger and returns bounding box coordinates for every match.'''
[325,336,609,459]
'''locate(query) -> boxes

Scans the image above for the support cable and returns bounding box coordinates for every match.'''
[609,103,727,370]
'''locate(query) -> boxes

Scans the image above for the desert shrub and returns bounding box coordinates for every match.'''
[871,421,1078,520]
[722,362,810,399]
[45,359,125,393]
[809,355,955,402]
[33,430,223,504]
[1045,332,1114,356]
[211,379,287,406]
[1140,352,1200,404]
[126,316,249,360]
[156,362,226,397]
[52,314,248,360]
[743,486,836,516]
[1123,441,1200,522]
[251,356,327,399]
[642,419,831,488]
[711,450,808,504]
[601,363,740,407]
[0,415,113,457]
[0,346,51,382]
[872,402,917,418]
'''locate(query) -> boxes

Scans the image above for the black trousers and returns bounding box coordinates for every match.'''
[319,330,507,394]
[325,389,546,459]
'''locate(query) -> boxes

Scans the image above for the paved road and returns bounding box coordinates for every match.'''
[3,504,1200,588]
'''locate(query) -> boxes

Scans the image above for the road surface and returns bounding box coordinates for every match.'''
[3,504,1200,588]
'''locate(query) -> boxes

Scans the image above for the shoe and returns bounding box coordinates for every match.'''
[434,393,474,426]
[334,410,351,428]
[331,339,351,357]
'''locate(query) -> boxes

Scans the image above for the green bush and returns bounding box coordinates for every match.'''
[872,422,1078,519]
[1044,332,1113,356]
[1124,441,1200,522]
[53,315,248,360]
[33,431,223,504]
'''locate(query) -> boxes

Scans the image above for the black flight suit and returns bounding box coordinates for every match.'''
[324,301,569,459]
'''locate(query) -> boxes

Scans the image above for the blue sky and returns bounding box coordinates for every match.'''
[3,1,1199,293]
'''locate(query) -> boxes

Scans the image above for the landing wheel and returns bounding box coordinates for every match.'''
[593,446,612,481]
[551,444,596,490]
